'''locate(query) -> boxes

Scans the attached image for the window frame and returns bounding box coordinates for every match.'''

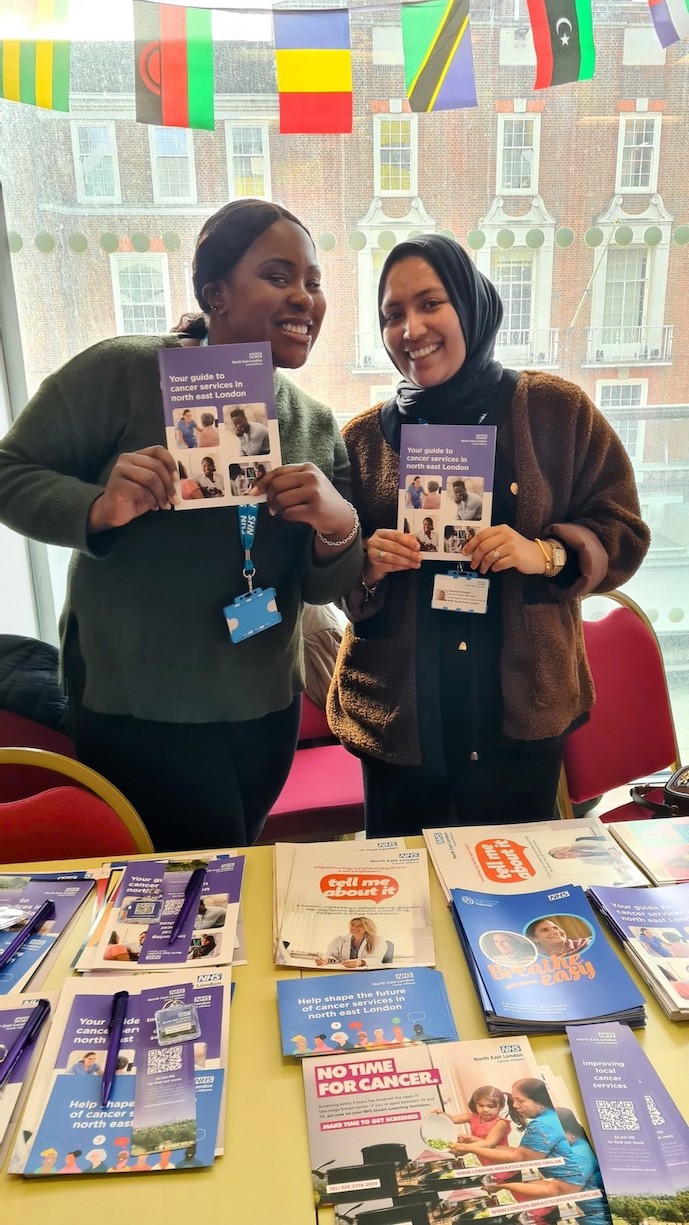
[110,252,172,336]
[373,113,418,197]
[70,120,121,205]
[225,121,272,201]
[148,127,197,206]
[615,113,661,194]
[496,113,540,195]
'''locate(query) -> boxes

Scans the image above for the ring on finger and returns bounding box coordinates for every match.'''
[492,548,501,560]
[378,549,387,560]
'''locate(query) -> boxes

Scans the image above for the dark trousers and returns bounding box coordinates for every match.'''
[362,742,563,839]
[69,695,302,852]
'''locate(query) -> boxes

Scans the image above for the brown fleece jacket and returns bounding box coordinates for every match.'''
[328,371,650,764]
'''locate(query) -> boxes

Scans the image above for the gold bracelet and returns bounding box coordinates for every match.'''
[534,537,555,577]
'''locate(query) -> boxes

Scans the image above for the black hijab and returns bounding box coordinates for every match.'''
[378,234,504,424]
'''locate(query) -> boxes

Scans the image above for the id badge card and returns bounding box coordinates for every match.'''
[154,1002,202,1047]
[432,570,489,614]
[224,586,281,643]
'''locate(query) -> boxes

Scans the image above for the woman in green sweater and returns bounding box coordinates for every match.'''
[0,199,362,850]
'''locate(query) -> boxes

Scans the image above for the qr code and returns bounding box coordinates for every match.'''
[595,1099,639,1131]
[644,1094,665,1127]
[147,1045,183,1075]
[162,898,180,916]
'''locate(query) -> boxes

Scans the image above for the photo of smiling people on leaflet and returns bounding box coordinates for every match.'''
[0,199,362,853]
[328,234,649,837]
[314,916,388,969]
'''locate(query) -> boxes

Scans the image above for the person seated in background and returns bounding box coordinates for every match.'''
[301,602,344,708]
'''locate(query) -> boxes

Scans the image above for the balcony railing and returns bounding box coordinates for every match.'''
[585,325,674,365]
[494,328,559,367]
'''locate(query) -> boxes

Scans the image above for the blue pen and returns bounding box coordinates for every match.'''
[0,998,51,1090]
[101,990,129,1109]
[167,866,206,945]
[0,899,56,971]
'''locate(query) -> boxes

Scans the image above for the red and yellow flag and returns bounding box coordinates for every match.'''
[0,0,70,112]
[273,10,353,135]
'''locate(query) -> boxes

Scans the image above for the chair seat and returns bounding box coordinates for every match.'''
[258,744,364,843]
[0,786,146,861]
[598,790,666,825]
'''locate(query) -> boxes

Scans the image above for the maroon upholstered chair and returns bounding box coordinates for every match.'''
[557,591,680,823]
[257,695,364,843]
[0,708,77,801]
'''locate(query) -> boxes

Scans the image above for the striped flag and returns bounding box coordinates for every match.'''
[402,0,478,111]
[526,0,596,89]
[133,1,214,131]
[0,0,70,112]
[273,10,353,134]
[648,0,689,46]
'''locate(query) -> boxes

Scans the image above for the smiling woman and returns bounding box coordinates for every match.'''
[0,197,362,852]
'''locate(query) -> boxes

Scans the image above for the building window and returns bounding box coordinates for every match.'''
[111,255,171,335]
[597,381,645,409]
[492,249,534,343]
[602,246,647,333]
[226,123,271,199]
[71,122,120,203]
[149,128,196,204]
[497,115,539,194]
[615,114,660,193]
[374,115,417,196]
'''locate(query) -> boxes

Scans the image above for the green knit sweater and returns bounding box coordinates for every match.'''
[0,335,362,723]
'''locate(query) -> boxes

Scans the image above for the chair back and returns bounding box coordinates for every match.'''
[0,747,153,861]
[0,709,77,801]
[560,592,680,813]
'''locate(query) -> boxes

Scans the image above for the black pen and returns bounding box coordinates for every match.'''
[167,867,206,945]
[0,899,56,971]
[0,998,51,1090]
[101,990,129,1109]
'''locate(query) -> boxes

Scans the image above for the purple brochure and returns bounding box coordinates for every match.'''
[398,424,497,560]
[159,341,281,509]
[568,1022,689,1211]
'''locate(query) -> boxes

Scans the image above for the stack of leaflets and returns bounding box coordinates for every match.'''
[0,873,95,994]
[450,884,646,1033]
[277,967,458,1057]
[73,853,244,973]
[10,968,231,1176]
[302,1032,612,1224]
[568,1022,689,1221]
[274,840,435,971]
[0,993,56,1165]
[589,882,689,1019]
[607,814,689,885]
[424,818,647,903]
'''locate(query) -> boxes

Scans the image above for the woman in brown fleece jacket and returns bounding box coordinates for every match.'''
[328,236,649,837]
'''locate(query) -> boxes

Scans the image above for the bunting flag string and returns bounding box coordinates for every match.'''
[0,0,70,112]
[647,0,689,47]
[133,0,214,129]
[525,0,596,90]
[401,0,477,111]
[273,9,353,134]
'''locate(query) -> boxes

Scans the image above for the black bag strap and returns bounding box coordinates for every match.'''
[630,784,681,818]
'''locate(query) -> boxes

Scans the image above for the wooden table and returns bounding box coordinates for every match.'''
[1,842,687,1225]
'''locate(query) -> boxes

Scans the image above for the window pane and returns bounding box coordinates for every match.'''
[621,117,655,189]
[501,119,534,190]
[78,125,115,198]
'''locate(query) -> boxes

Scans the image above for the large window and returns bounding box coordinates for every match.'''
[149,128,196,204]
[71,122,120,203]
[615,114,660,193]
[226,124,271,199]
[374,114,417,196]
[496,114,539,194]
[0,8,686,756]
[111,255,171,335]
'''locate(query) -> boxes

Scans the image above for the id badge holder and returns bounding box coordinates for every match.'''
[225,504,281,643]
[224,588,281,642]
[432,567,490,614]
[154,999,202,1047]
